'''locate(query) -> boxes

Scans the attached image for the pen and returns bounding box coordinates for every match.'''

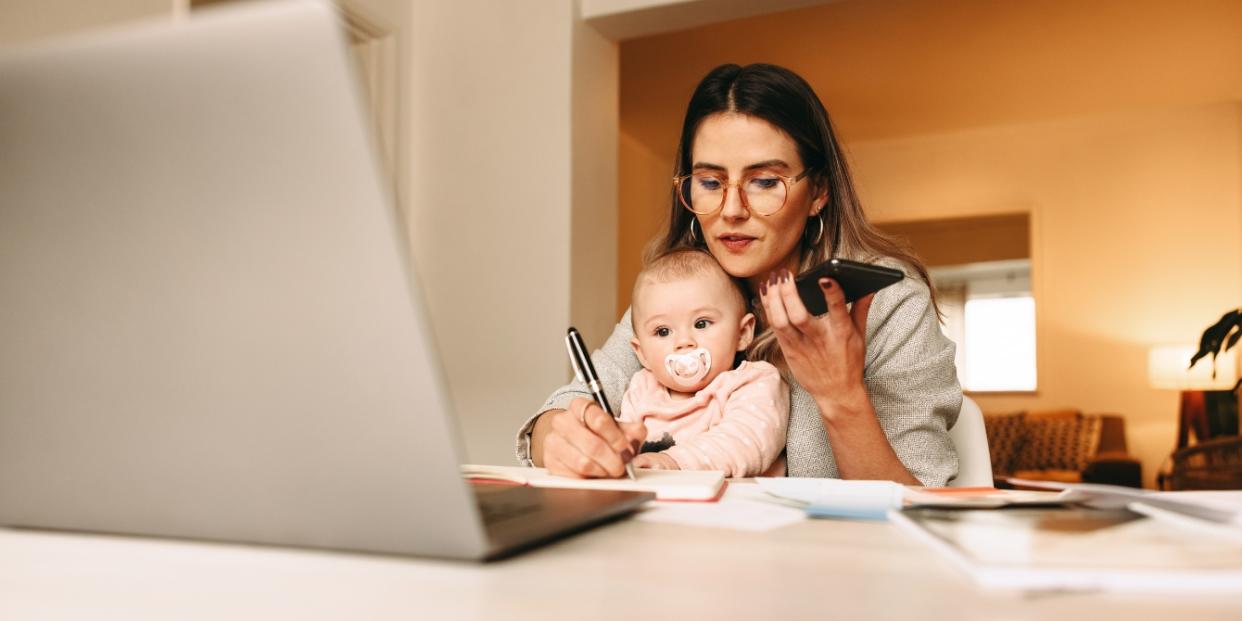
[565,327,637,480]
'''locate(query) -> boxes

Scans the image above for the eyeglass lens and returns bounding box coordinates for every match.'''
[678,172,788,215]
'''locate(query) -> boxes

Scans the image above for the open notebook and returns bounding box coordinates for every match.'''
[462,465,725,501]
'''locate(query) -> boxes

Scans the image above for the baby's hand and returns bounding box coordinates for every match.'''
[632,452,679,470]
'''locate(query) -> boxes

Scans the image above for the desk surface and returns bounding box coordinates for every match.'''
[3,493,1241,620]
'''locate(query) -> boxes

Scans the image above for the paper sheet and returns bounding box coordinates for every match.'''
[634,483,806,532]
[755,477,904,520]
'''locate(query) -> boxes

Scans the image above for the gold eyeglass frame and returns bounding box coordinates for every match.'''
[672,169,810,216]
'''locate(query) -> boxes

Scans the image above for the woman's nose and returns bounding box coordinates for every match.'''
[720,185,749,220]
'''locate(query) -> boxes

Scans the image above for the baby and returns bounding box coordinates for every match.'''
[621,249,788,477]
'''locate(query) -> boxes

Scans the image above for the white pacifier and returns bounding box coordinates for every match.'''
[663,348,712,388]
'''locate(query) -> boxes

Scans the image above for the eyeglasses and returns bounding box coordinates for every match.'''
[673,169,810,216]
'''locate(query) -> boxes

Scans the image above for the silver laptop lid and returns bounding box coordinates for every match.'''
[0,0,489,559]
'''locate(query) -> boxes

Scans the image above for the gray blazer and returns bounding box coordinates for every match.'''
[515,259,962,486]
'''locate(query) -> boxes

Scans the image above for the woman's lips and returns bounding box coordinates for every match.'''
[718,235,756,252]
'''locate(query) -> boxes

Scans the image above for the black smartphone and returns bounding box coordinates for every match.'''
[794,258,904,315]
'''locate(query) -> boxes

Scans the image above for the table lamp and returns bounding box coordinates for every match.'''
[1148,345,1240,448]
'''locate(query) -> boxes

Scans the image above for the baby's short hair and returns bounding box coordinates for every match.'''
[631,248,746,324]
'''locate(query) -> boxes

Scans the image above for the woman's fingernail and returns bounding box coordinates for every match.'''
[621,449,634,463]
[760,280,768,295]
[767,272,777,287]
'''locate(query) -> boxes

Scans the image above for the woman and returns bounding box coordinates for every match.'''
[516,63,960,485]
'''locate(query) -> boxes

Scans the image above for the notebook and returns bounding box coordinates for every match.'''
[463,465,726,501]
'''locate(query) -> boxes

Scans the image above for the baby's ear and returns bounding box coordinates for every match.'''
[630,337,650,370]
[736,312,757,351]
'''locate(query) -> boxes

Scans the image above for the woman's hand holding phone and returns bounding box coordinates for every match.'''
[759,270,874,419]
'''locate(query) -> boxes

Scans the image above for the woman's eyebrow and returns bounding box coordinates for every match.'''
[691,159,790,172]
[744,159,789,171]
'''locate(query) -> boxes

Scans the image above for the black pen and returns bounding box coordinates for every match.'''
[565,327,637,480]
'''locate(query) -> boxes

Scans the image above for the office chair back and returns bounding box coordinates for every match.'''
[947,396,993,487]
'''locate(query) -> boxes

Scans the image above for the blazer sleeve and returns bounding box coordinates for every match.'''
[663,363,789,477]
[514,309,644,465]
[861,259,962,486]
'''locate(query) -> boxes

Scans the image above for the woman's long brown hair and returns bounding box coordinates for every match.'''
[644,63,937,368]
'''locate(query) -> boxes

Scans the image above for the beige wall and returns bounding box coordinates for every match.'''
[570,10,621,352]
[401,1,575,463]
[382,0,622,464]
[850,103,1242,488]
[618,0,1242,315]
[618,0,1242,487]
[0,0,175,44]
[620,99,1242,487]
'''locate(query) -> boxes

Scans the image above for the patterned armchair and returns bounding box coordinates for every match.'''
[983,409,1143,488]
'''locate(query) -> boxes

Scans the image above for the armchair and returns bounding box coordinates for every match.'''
[984,409,1143,488]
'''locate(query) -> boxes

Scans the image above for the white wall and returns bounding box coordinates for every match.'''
[581,0,835,40]
[279,0,622,464]
[403,0,579,464]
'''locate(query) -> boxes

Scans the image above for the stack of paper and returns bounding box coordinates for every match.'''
[754,478,1067,519]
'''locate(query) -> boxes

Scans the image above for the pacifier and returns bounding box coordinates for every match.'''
[663,348,712,388]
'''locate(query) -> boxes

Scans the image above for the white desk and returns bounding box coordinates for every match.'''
[4,498,1241,620]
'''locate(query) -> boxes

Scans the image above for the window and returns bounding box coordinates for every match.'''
[931,260,1037,392]
[878,213,1036,393]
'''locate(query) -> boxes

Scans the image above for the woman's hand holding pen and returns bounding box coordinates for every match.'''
[535,398,646,479]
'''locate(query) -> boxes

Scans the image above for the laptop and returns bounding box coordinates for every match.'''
[0,0,650,561]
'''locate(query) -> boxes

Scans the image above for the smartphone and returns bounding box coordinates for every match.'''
[794,258,904,315]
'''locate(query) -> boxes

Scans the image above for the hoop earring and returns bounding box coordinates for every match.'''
[689,218,701,244]
[805,212,825,246]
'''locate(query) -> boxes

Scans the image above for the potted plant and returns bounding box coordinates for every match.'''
[1190,307,1242,384]
[1166,308,1242,489]
[1190,307,1241,436]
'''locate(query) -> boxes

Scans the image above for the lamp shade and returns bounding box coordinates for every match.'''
[1148,345,1239,390]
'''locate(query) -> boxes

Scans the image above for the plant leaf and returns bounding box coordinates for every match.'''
[1227,325,1242,352]
[1190,310,1239,368]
